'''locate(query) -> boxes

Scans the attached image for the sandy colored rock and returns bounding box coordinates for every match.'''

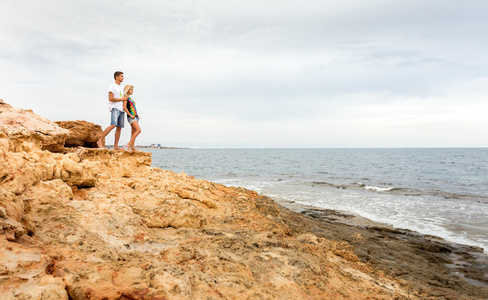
[55,120,103,148]
[0,99,69,153]
[0,100,487,299]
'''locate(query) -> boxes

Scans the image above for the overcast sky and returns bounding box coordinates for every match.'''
[1,0,487,148]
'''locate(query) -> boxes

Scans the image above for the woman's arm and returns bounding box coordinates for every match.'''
[133,101,140,118]
[123,101,135,118]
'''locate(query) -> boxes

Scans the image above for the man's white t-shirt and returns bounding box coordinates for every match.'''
[108,83,124,112]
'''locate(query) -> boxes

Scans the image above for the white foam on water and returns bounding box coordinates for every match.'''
[314,191,488,253]
[364,185,396,192]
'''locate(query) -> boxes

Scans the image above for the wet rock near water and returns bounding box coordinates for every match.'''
[298,208,488,299]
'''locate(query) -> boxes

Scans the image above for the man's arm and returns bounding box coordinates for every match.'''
[108,92,128,102]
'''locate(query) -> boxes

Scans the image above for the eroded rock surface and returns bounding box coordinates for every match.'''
[55,121,103,149]
[0,99,68,153]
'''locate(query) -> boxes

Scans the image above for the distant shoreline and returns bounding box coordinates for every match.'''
[106,145,189,149]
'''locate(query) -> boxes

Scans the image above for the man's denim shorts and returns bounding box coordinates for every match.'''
[110,109,125,128]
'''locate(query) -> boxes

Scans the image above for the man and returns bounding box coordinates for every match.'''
[97,71,128,150]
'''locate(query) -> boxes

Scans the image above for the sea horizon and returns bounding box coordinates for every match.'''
[127,145,488,150]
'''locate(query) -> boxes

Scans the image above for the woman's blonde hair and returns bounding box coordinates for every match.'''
[123,85,134,97]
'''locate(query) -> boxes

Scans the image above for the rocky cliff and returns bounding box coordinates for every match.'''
[0,100,486,299]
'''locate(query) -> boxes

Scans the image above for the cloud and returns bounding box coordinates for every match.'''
[1,0,487,147]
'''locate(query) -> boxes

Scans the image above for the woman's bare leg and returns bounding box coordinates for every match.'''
[128,121,141,151]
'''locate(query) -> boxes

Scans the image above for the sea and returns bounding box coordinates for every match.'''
[147,148,488,253]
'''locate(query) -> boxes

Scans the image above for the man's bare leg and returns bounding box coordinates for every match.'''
[114,127,124,150]
[97,125,116,149]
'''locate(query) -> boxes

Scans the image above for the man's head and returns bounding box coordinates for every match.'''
[114,71,124,83]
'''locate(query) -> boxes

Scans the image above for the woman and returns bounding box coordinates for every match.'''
[123,85,141,151]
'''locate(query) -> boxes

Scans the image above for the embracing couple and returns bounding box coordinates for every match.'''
[97,71,141,151]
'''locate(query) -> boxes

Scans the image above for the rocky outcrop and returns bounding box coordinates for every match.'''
[2,149,406,299]
[0,99,68,153]
[1,100,486,299]
[55,121,103,149]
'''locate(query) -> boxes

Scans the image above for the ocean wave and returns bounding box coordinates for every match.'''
[364,185,396,192]
[311,181,349,189]
[312,181,398,193]
[310,180,487,203]
[312,181,399,192]
[355,182,396,192]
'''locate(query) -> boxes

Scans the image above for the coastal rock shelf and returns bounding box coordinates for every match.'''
[0,100,487,299]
